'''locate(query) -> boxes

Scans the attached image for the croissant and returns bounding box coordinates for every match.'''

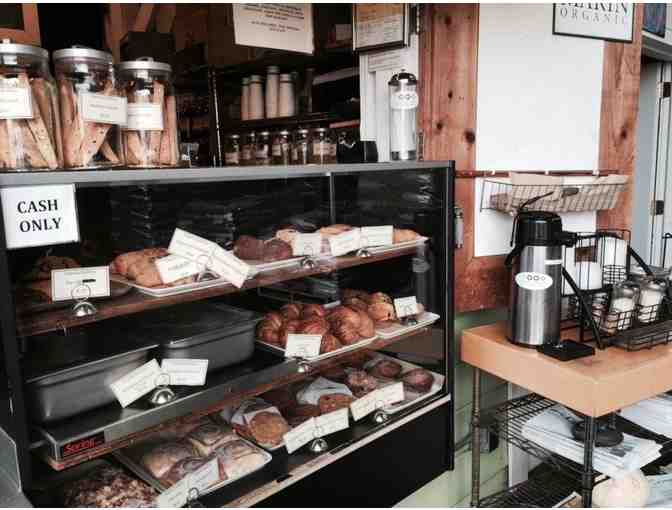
[342,296,369,312]
[369,292,393,305]
[265,311,284,330]
[280,303,303,320]
[257,322,280,344]
[327,306,361,328]
[299,317,330,336]
[332,320,360,345]
[279,320,301,348]
[356,309,375,338]
[341,289,372,303]
[301,304,327,319]
[368,302,397,323]
[320,333,342,354]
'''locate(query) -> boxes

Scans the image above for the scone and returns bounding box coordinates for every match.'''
[187,422,238,456]
[248,411,291,447]
[140,441,198,479]
[318,393,355,414]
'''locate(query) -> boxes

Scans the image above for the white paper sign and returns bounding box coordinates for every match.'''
[0,87,32,119]
[233,4,314,55]
[156,475,188,508]
[360,226,393,247]
[284,334,322,359]
[0,185,80,250]
[125,103,164,131]
[109,359,162,408]
[51,266,110,302]
[161,359,208,386]
[315,408,349,437]
[350,391,382,421]
[377,382,405,406]
[284,417,317,454]
[209,245,250,288]
[292,233,322,256]
[553,3,634,42]
[394,296,419,318]
[155,254,201,284]
[328,229,362,256]
[168,228,216,266]
[80,93,127,125]
[189,458,219,494]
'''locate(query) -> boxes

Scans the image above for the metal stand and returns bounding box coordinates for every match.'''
[581,416,596,507]
[470,368,481,507]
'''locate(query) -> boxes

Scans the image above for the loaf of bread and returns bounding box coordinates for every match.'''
[140,441,198,479]
[186,422,238,456]
[401,368,434,393]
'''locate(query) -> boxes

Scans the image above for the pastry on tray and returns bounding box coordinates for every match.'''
[232,235,293,262]
[401,368,434,394]
[318,393,355,414]
[110,248,168,276]
[345,370,379,397]
[186,422,238,456]
[62,465,156,508]
[247,411,291,447]
[213,440,267,480]
[367,359,403,379]
[160,456,211,487]
[140,441,198,479]
[22,255,80,281]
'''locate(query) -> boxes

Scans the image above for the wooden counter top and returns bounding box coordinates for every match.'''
[461,322,672,417]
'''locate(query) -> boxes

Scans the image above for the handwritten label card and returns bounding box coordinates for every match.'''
[161,359,209,386]
[315,408,349,437]
[328,229,361,256]
[51,266,110,301]
[168,228,216,266]
[156,475,189,508]
[284,417,317,454]
[189,458,219,494]
[377,382,405,406]
[109,359,162,408]
[394,296,419,318]
[350,391,382,421]
[209,245,250,288]
[292,233,322,256]
[285,334,322,359]
[360,226,393,247]
[155,254,201,284]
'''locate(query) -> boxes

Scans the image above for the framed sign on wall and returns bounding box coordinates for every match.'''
[553,3,635,43]
[353,3,409,53]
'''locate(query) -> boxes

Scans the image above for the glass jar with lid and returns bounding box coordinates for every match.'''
[272,130,291,165]
[224,134,241,166]
[241,131,256,166]
[255,131,272,165]
[310,127,336,165]
[0,39,62,171]
[53,46,124,169]
[117,57,179,168]
[638,278,668,323]
[602,281,640,334]
[292,128,309,165]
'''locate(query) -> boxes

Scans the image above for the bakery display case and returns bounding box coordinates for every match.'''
[0,161,454,507]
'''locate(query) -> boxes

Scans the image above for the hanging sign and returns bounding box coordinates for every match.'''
[0,184,80,249]
[233,4,314,55]
[553,3,635,43]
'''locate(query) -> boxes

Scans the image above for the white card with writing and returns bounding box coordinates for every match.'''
[156,475,188,508]
[109,359,161,408]
[360,226,393,247]
[0,87,32,119]
[284,417,317,454]
[125,103,164,131]
[168,228,216,266]
[51,266,110,302]
[291,233,322,256]
[350,391,381,421]
[80,93,127,125]
[155,254,201,284]
[377,382,405,406]
[188,457,219,494]
[208,245,250,288]
[328,228,361,256]
[314,408,349,437]
[284,334,322,359]
[161,359,208,386]
[394,296,419,318]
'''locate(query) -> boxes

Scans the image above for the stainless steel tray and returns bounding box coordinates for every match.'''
[256,334,378,363]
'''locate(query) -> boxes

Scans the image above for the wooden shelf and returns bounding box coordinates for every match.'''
[220,112,341,132]
[17,246,423,337]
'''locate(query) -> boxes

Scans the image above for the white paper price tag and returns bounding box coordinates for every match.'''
[0,87,32,119]
[80,93,127,125]
[315,408,349,437]
[51,266,110,302]
[125,103,164,131]
[161,359,208,386]
[328,229,361,256]
[360,226,393,247]
[156,476,188,508]
[284,417,317,454]
[168,228,216,266]
[350,391,381,421]
[188,457,219,494]
[155,254,201,284]
[291,233,322,256]
[284,334,321,359]
[394,296,419,318]
[377,382,405,406]
[109,359,161,408]
[209,245,250,288]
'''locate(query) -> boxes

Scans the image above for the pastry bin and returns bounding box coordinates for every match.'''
[117,57,179,168]
[0,39,62,172]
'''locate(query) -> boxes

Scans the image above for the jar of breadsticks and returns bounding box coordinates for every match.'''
[117,57,179,168]
[53,46,124,169]
[0,39,62,172]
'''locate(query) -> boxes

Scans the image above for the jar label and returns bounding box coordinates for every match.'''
[255,146,269,159]
[0,86,32,119]
[515,272,553,291]
[241,148,252,161]
[391,90,419,111]
[225,152,239,164]
[80,93,127,125]
[125,103,163,131]
[291,147,298,161]
[272,144,281,157]
[312,142,328,156]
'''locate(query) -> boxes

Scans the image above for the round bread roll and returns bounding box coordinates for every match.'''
[345,370,378,397]
[262,239,292,262]
[401,368,434,393]
[331,320,360,345]
[320,333,342,354]
[234,235,265,260]
[368,359,402,379]
[248,411,290,447]
[301,303,327,319]
[368,302,397,323]
[280,303,303,320]
[327,306,361,328]
[265,311,284,329]
[299,317,330,336]
[356,309,375,338]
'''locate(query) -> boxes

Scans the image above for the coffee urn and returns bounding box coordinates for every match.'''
[388,69,418,161]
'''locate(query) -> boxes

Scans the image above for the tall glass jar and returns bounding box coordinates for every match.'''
[292,128,309,165]
[256,130,271,165]
[310,127,336,165]
[0,39,62,171]
[53,46,124,169]
[638,278,667,323]
[272,130,291,165]
[241,131,256,166]
[224,134,240,166]
[117,58,179,168]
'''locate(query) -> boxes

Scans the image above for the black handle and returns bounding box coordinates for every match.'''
[505,244,524,268]
[627,246,653,276]
[562,267,604,350]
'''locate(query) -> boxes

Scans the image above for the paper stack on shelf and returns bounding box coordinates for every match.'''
[522,405,662,478]
[647,473,672,507]
[620,395,672,438]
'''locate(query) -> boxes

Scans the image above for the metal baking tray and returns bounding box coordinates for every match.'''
[374,312,441,339]
[110,274,231,297]
[256,334,378,363]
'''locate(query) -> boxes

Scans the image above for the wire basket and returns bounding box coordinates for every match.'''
[481,180,625,214]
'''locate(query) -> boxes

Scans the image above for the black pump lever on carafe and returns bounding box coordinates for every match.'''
[561,267,604,350]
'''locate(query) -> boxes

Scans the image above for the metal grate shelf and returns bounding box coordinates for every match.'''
[478,468,579,508]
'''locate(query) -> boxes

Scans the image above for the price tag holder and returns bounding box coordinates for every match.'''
[315,408,349,437]
[284,417,317,454]
[109,359,161,408]
[156,475,189,508]
[350,391,382,421]
[328,229,362,257]
[394,296,419,318]
[209,245,250,288]
[377,382,405,406]
[292,233,322,256]
[161,359,209,386]
[51,266,110,302]
[155,254,201,284]
[189,457,219,494]
[285,334,321,359]
[168,228,216,265]
[360,226,393,248]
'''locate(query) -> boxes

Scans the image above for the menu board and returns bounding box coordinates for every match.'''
[354,4,408,52]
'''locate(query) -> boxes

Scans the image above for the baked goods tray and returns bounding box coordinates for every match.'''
[110,274,232,297]
[366,236,429,254]
[375,312,440,339]
[244,256,303,275]
[113,436,272,498]
[255,334,378,363]
[16,280,132,315]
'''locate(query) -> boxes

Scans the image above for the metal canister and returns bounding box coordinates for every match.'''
[388,69,418,161]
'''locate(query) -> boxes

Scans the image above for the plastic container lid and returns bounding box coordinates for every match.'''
[0,39,48,59]
[118,57,171,73]
[389,69,418,86]
[53,45,113,63]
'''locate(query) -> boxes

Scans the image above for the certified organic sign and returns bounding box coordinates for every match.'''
[0,184,80,249]
[553,3,635,43]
